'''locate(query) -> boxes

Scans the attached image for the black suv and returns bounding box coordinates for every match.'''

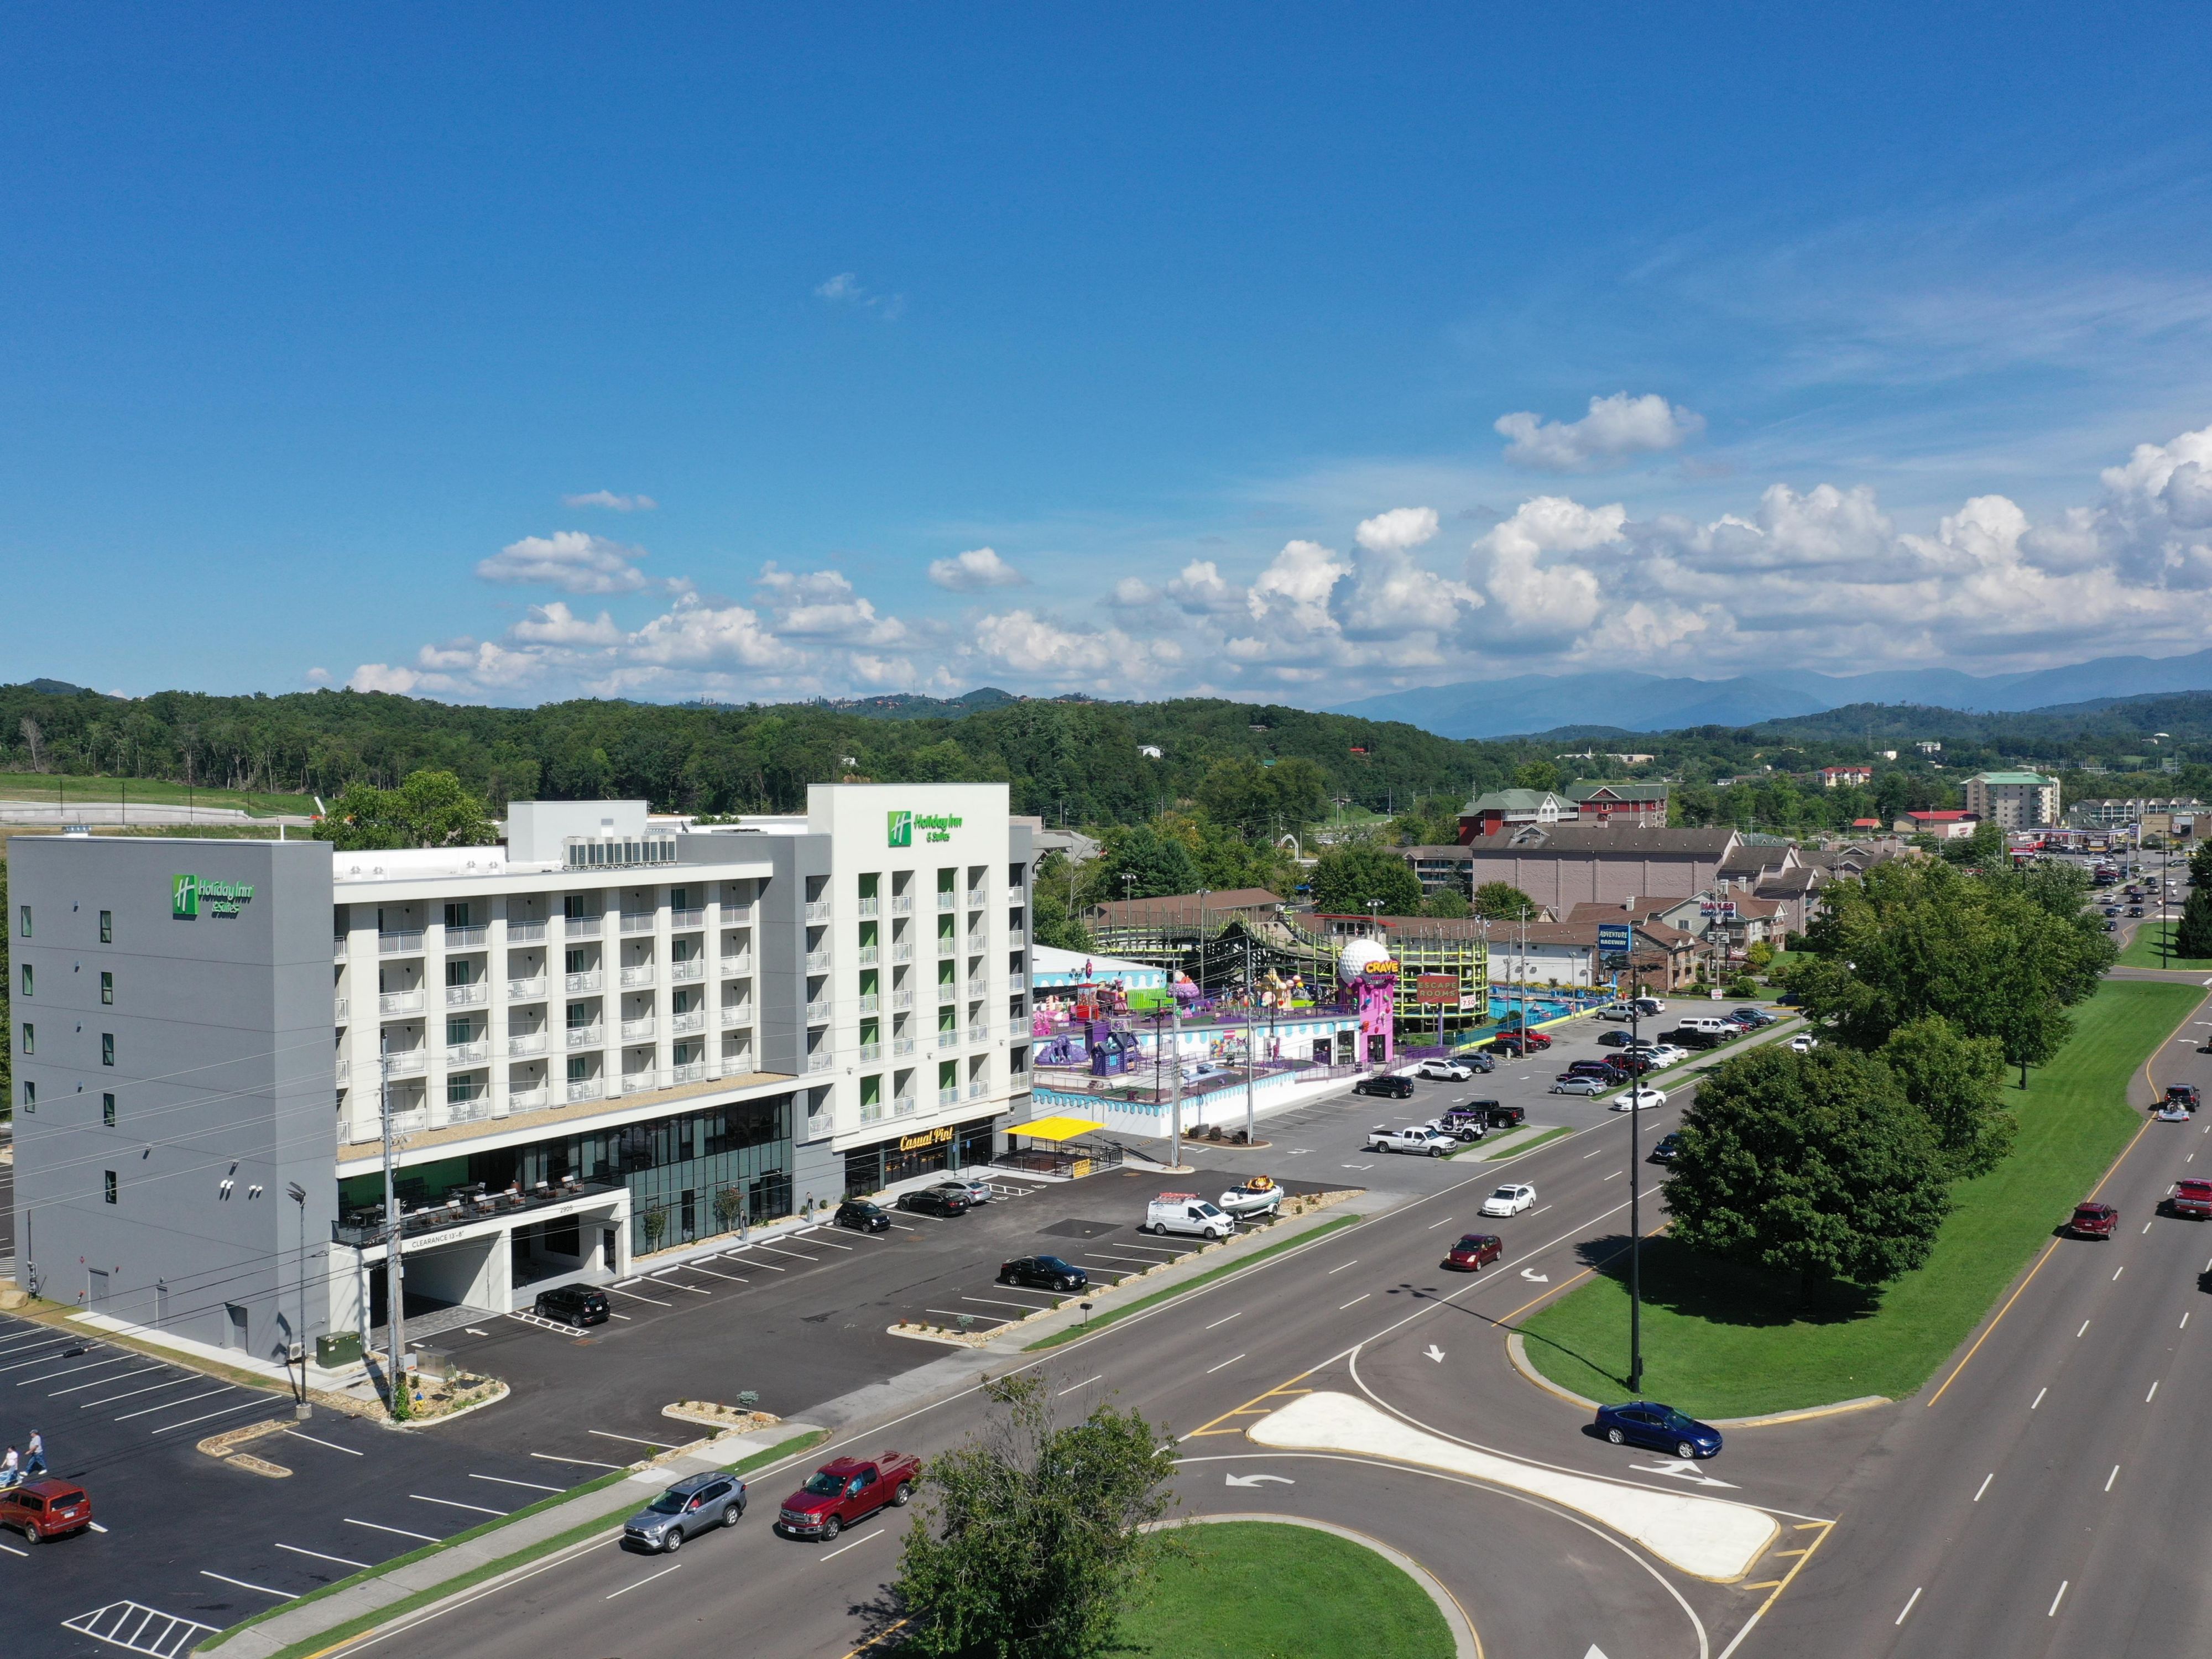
[534,1285,612,1328]
[999,1255,1088,1291]
[896,1187,970,1218]
[835,1198,891,1233]
[1353,1074,1416,1099]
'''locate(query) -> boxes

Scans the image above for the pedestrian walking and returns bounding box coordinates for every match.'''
[23,1431,44,1478]
[0,1446,17,1489]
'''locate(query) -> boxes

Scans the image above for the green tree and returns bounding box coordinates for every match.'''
[1307,843,1422,916]
[1471,881,1538,920]
[1877,1014,2015,1178]
[2174,879,2212,959]
[1089,824,1202,903]
[2189,839,2212,890]
[1031,852,1096,953]
[893,1374,1181,1659]
[314,769,497,852]
[1667,1046,1952,1292]
[1513,760,1562,794]
[1421,886,1470,919]
[1939,820,2008,869]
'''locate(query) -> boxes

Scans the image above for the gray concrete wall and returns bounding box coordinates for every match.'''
[8,836,337,1364]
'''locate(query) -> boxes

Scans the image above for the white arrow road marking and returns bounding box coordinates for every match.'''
[1521,1267,1550,1282]
[1629,1458,1739,1489]
[1586,1647,1614,1659]
[1424,1344,1447,1364]
[1224,1473,1296,1487]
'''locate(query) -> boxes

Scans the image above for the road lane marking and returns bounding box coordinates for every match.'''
[1896,1587,1922,1625]
[471,1474,563,1493]
[1583,1148,1604,1159]
[1339,1294,1370,1309]
[1205,1353,1246,1374]
[276,1542,372,1568]
[2049,1580,2068,1617]
[1426,1218,1455,1229]
[820,1529,883,1562]
[2143,1222,2154,1234]
[202,1571,291,1598]
[1604,1171,1623,1181]
[1326,1260,1358,1274]
[2147,1379,2159,1402]
[284,1429,361,1455]
[2032,1387,2047,1410]
[413,1494,506,1516]
[1204,1312,1242,1331]
[346,1518,442,1542]
[2105,1464,2119,1491]
[2184,1313,2192,1329]
[606,1563,681,1598]
[1973,1473,1992,1501]
[1057,1376,1103,1397]
[2078,1320,2091,1338]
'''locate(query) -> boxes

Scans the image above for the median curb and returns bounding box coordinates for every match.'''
[1508,1331,1892,1426]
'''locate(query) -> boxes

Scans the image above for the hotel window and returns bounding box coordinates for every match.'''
[16,905,28,937]
[17,963,28,997]
[101,971,113,1005]
[567,1056,589,1083]
[447,1017,473,1046]
[102,1091,116,1127]
[444,902,472,928]
[102,1032,116,1067]
[564,894,594,920]
[100,909,112,943]
[19,1081,32,1113]
[19,1022,32,1056]
[860,1073,884,1123]
[104,1171,117,1205]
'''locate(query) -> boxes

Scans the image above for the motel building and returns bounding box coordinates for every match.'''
[7,784,1032,1368]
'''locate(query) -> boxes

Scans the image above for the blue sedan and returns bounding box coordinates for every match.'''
[1594,1401,1723,1459]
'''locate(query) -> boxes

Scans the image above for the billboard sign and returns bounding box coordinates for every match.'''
[1597,923,1632,955]
[1415,973,1460,1006]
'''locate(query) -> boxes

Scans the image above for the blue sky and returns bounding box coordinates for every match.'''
[8,3,2212,705]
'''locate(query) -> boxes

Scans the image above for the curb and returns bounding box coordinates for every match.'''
[1506,1334,1891,1427]
[1155,1514,1480,1659]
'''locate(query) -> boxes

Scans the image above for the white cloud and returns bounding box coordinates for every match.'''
[1353,506,1439,555]
[926,546,1026,591]
[815,271,905,320]
[476,530,653,594]
[1495,392,1705,472]
[305,666,331,685]
[1110,576,1160,606]
[510,602,624,646]
[561,490,657,512]
[969,611,1182,687]
[347,662,419,695]
[1166,560,1238,612]
[627,594,800,671]
[756,564,909,644]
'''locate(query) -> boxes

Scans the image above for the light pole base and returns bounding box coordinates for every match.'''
[294,1402,313,1421]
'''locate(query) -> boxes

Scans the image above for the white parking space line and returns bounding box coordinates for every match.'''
[276,1542,372,1569]
[655,1279,712,1296]
[961,1296,1046,1312]
[1058,1375,1104,1397]
[820,1528,884,1562]
[0,1342,89,1373]
[117,1386,232,1421]
[1081,1249,1177,1264]
[413,1493,507,1516]
[0,1538,25,1557]
[754,1244,821,1262]
[887,1222,920,1231]
[472,1473,564,1493]
[1426,1218,1456,1229]
[925,1308,1011,1326]
[284,1429,362,1455]
[80,1373,198,1408]
[799,1233,855,1250]
[681,1264,750,1284]
[18,1354,139,1386]
[721,1251,786,1271]
[346,1518,442,1542]
[202,1571,291,1599]
[51,1364,166,1396]
[1205,1353,1246,1374]
[607,1562,682,1598]
[531,1452,625,1469]
[156,1400,286,1435]
[606,1286,674,1307]
[588,1430,679,1448]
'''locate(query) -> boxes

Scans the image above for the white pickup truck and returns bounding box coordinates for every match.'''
[1364,1124,1458,1158]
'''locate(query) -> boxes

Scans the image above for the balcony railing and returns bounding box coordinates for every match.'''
[807,1051,833,1074]
[721,952,754,974]
[508,1085,548,1111]
[856,945,879,967]
[893,941,914,963]
[566,1025,604,1048]
[335,997,349,1021]
[670,907,703,929]
[805,948,834,971]
[935,1031,961,1054]
[1008,973,1027,993]
[858,1041,881,1062]
[446,1040,489,1065]
[894,1035,916,1057]
[892,893,914,915]
[507,920,548,943]
[722,901,754,924]
[966,888,986,909]
[939,1085,959,1107]
[446,983,489,1008]
[379,930,424,954]
[567,1079,603,1104]
[562,915,602,937]
[719,1005,749,1028]
[336,1058,349,1083]
[805,999,833,1025]
[891,988,914,1012]
[383,1050,427,1077]
[620,912,656,935]
[619,1017,658,1041]
[671,1010,705,1035]
[858,895,880,917]
[509,1033,547,1057]
[857,993,880,1015]
[805,898,834,923]
[508,975,547,1000]
[379,990,424,1016]
[332,1175,623,1248]
[1009,1020,1030,1039]
[333,936,349,962]
[670,958,705,982]
[445,924,488,948]
[937,891,957,911]
[672,1060,707,1084]
[967,1079,988,1099]
[622,1070,663,1095]
[894,1092,916,1116]
[1007,927,1027,946]
[619,964,657,988]
[564,970,603,994]
[937,936,957,957]
[968,1027,992,1047]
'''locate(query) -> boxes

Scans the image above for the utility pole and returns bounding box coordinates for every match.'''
[287,1181,312,1418]
[380,1051,408,1418]
[1170,997,1184,1167]
[1242,935,1256,1144]
[1624,896,1644,1395]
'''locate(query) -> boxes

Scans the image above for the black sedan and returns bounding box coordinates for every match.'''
[896,1187,971,1218]
[1649,1131,1683,1164]
[998,1255,1088,1291]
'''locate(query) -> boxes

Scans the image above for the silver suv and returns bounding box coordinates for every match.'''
[622,1472,747,1553]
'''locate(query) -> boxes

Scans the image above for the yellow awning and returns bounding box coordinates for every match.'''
[1012,1114,1106,1142]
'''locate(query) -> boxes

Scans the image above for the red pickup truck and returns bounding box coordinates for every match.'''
[2168,1179,2212,1220]
[776,1452,921,1540]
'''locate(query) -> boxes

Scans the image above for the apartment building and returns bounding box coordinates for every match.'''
[1963,771,2059,830]
[7,783,1031,1369]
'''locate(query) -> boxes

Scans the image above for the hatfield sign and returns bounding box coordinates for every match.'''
[172,873,255,920]
[888,810,964,848]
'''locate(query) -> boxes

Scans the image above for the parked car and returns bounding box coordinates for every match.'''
[2068,1201,2119,1239]
[1413,1058,1477,1081]
[934,1175,994,1206]
[1480,1183,1537,1217]
[896,1187,970,1218]
[1661,1027,1726,1051]
[1146,1193,1234,1239]
[534,1285,612,1328]
[1630,997,1667,1018]
[1595,1002,1637,1021]
[1550,1074,1608,1095]
[1614,1087,1668,1112]
[0,1480,93,1545]
[1366,1124,1459,1157]
[1492,1030,1553,1056]
[2166,1178,2212,1219]
[1594,1401,1723,1460]
[1596,1030,1638,1048]
[1457,1050,1497,1073]
[1649,1131,1683,1164]
[1564,1058,1621,1079]
[834,1198,891,1233]
[1440,1232,1504,1271]
[1427,1108,1492,1143]
[1726,1007,1771,1027]
[1788,1034,1819,1054]
[1353,1074,1416,1099]
[999,1255,1088,1291]
[1479,1102,1528,1129]
[776,1452,921,1541]
[623,1472,747,1554]
[1216,1176,1287,1219]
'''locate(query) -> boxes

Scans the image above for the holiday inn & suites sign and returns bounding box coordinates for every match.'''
[172,873,255,919]
[888,810,963,847]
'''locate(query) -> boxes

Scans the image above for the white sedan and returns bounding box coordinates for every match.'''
[1412,1058,1477,1081]
[1480,1183,1537,1217]
[1613,1087,1668,1112]
[1789,1035,1819,1054]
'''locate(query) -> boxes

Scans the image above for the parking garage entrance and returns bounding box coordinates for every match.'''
[842,1114,1001,1196]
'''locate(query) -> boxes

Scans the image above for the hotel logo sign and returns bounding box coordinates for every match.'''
[173,873,254,920]
[886,811,913,848]
[888,810,963,847]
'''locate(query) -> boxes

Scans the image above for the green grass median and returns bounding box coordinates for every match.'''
[2117,922,2212,971]
[1518,978,2199,1418]
[1122,1522,1453,1659]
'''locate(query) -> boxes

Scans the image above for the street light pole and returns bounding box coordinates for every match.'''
[1624,898,1644,1395]
[379,1050,407,1418]
[286,1181,312,1418]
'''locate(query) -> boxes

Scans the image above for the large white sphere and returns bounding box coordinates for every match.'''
[1338,938,1392,983]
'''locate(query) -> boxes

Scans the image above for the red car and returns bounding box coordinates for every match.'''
[1491,1031,1552,1056]
[2068,1202,2119,1239]
[2168,1180,2212,1220]
[0,1479,93,1545]
[1440,1233,1503,1272]
[776,1451,921,1540]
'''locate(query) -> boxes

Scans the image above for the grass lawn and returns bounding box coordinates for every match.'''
[2116,921,2212,971]
[1519,978,2200,1417]
[0,770,315,816]
[1120,1522,1452,1659]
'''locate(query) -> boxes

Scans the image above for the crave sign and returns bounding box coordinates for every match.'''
[888,809,963,847]
[173,873,255,920]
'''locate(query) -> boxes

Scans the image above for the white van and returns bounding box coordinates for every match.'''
[1145,1193,1234,1240]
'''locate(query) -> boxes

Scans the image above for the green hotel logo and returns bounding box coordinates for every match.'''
[172,873,199,919]
[887,810,913,848]
[171,873,255,920]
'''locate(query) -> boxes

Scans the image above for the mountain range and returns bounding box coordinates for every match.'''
[1329,650,2212,739]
